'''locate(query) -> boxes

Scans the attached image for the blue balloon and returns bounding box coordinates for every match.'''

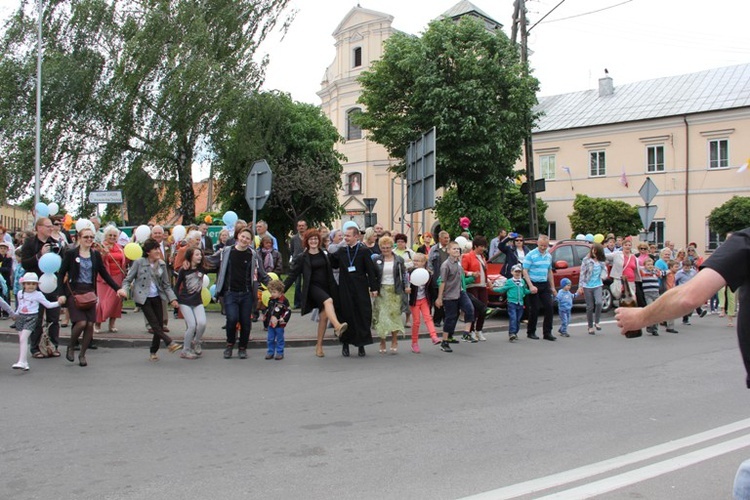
[343,221,359,231]
[371,253,381,262]
[35,202,49,217]
[222,211,238,226]
[39,252,62,274]
[585,233,594,242]
[209,284,217,297]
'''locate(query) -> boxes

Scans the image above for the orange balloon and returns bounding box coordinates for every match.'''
[204,215,213,223]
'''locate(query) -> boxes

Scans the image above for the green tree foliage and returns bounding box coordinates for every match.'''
[708,196,750,235]
[502,183,548,237]
[568,194,642,237]
[356,17,538,239]
[214,91,345,249]
[0,0,292,219]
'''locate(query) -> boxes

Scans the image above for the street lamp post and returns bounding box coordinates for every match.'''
[34,0,43,208]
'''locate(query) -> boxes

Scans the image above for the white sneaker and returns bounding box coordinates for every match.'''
[470,331,479,342]
[477,331,487,341]
[12,362,29,371]
[193,342,202,356]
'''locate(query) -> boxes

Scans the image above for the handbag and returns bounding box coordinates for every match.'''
[618,277,642,338]
[67,282,97,310]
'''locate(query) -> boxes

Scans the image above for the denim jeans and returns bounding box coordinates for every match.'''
[442,291,475,335]
[267,326,285,355]
[224,290,254,349]
[507,302,524,335]
[558,308,571,333]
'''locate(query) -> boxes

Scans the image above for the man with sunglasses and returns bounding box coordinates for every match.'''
[21,217,64,357]
[499,232,530,279]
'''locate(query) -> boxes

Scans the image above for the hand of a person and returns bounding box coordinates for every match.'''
[576,288,584,296]
[117,289,127,299]
[170,300,178,309]
[530,285,538,294]
[40,243,51,255]
[615,306,643,335]
[57,296,66,305]
[404,287,411,295]
[370,291,378,298]
[182,261,190,270]
[435,298,443,308]
[270,317,278,327]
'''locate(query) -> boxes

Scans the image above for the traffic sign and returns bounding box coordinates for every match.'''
[245,160,272,211]
[88,190,123,204]
[639,177,659,205]
[638,205,658,230]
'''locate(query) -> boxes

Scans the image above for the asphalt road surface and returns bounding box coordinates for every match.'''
[1,314,747,500]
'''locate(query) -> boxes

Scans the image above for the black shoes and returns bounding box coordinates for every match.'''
[342,344,350,357]
[543,335,557,341]
[699,309,708,318]
[666,328,679,333]
[223,346,233,359]
[440,341,453,353]
[527,334,539,340]
[238,349,247,359]
[358,346,366,357]
[66,346,75,363]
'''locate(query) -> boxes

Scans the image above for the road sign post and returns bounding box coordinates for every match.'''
[245,160,272,230]
[637,177,659,240]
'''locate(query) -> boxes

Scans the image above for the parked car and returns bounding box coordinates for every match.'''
[486,239,613,312]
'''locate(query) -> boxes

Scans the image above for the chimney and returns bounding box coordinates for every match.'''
[599,71,613,97]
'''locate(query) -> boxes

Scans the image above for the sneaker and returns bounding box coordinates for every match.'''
[223,346,233,359]
[265,353,274,360]
[275,354,284,360]
[12,362,29,371]
[447,336,459,344]
[167,342,182,353]
[666,328,679,333]
[509,334,518,342]
[470,332,479,342]
[477,331,487,341]
[560,332,570,337]
[440,341,453,353]
[193,342,202,356]
[180,351,197,359]
[411,343,421,354]
[238,349,248,359]
[682,321,691,326]
[462,333,478,343]
[699,310,708,318]
[149,354,159,362]
[431,337,441,345]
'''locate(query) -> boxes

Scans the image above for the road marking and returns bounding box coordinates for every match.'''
[460,418,750,499]
[537,434,750,499]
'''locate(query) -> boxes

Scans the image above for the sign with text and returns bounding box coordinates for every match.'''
[88,190,123,204]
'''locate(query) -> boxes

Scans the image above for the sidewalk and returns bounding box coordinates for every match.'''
[0,307,510,350]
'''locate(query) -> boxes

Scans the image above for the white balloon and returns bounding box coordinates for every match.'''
[202,274,210,289]
[172,225,186,242]
[134,225,151,243]
[410,268,430,286]
[38,273,58,294]
[75,218,91,232]
[455,236,469,250]
[575,234,586,240]
[48,202,59,216]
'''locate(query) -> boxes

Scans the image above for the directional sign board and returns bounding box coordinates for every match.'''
[638,205,658,230]
[406,127,436,214]
[88,190,123,204]
[245,160,272,211]
[639,177,659,205]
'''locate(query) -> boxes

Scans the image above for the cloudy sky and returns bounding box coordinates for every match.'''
[2,0,748,104]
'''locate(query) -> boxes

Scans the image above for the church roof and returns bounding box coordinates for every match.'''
[440,0,502,28]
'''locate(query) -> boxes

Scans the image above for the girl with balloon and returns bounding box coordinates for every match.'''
[58,226,122,367]
[11,272,63,371]
[407,253,441,353]
[174,247,208,359]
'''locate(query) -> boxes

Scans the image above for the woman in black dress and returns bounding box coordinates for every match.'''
[284,228,347,358]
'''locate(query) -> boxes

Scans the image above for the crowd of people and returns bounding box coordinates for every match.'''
[0,216,737,370]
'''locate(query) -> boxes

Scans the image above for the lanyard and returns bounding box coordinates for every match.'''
[346,243,359,268]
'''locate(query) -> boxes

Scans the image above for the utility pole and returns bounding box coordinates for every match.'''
[512,0,539,237]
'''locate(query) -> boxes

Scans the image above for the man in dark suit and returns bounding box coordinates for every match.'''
[199,223,214,254]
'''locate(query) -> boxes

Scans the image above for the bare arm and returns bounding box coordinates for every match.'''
[615,267,726,333]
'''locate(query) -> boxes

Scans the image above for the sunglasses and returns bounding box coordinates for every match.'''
[515,239,524,242]
[80,235,94,239]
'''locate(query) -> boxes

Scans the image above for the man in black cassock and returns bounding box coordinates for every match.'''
[333,226,380,357]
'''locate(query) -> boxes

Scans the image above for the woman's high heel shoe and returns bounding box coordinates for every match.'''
[66,346,75,363]
[79,355,88,367]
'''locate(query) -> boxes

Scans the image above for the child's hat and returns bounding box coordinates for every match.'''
[511,264,523,272]
[560,278,572,287]
[20,272,40,283]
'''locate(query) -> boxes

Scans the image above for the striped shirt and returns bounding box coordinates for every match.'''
[640,268,660,294]
[523,247,552,283]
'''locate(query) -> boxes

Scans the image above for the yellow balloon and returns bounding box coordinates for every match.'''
[593,233,605,244]
[267,272,279,282]
[261,290,271,307]
[123,242,143,261]
[254,235,260,247]
[201,287,211,306]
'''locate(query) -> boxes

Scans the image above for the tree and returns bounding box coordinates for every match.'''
[708,196,750,235]
[0,0,293,219]
[568,194,642,237]
[502,182,548,236]
[356,17,538,239]
[214,91,345,253]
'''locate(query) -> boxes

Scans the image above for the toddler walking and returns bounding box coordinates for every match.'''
[12,273,63,370]
[408,253,441,353]
[556,278,574,337]
[493,264,529,341]
[264,280,291,360]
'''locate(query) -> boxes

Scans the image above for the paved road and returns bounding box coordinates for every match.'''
[1,313,747,500]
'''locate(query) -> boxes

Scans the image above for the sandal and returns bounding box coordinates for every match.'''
[32,352,45,359]
[108,328,118,333]
[50,349,61,357]
[149,354,159,362]
[588,328,595,335]
[390,346,398,354]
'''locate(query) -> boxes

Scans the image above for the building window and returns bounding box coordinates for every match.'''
[347,172,362,194]
[647,220,665,247]
[540,155,556,180]
[589,150,606,177]
[708,139,729,169]
[547,221,556,240]
[346,108,362,141]
[706,219,727,251]
[647,145,665,173]
[353,47,362,68]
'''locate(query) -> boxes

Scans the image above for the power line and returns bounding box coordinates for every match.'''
[540,0,634,24]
